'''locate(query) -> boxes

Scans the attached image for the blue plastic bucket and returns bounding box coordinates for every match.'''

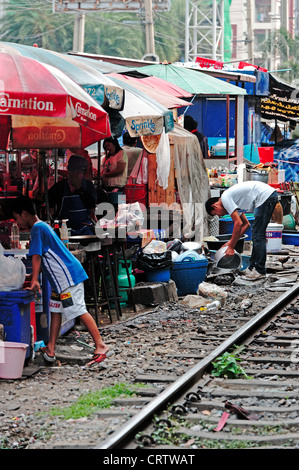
[170,257,208,296]
[145,268,171,283]
[219,213,254,240]
[282,231,299,246]
[0,290,35,359]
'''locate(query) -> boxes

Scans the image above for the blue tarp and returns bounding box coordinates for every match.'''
[274,140,299,182]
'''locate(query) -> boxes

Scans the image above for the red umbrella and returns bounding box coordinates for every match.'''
[0,52,111,150]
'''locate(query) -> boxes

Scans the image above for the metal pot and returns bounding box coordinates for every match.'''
[214,246,241,270]
[247,169,268,183]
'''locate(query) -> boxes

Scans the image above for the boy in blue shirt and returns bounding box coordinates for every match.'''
[11,196,109,366]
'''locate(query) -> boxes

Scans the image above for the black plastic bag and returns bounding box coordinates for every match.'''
[137,251,173,271]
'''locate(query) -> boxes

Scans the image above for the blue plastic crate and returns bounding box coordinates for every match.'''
[170,258,208,296]
[0,290,35,359]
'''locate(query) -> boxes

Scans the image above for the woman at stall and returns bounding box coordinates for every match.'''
[100,137,128,190]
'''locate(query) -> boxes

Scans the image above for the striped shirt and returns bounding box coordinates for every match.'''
[29,221,88,294]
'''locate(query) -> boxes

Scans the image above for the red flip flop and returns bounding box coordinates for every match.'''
[87,353,107,366]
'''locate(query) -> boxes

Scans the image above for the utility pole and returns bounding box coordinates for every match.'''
[247,0,254,62]
[73,12,85,52]
[144,0,155,56]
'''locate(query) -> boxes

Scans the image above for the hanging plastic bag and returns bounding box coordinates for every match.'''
[0,244,26,291]
[156,129,170,190]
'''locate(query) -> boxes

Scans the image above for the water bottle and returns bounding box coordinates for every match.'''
[60,219,69,248]
[11,222,20,249]
[206,300,221,311]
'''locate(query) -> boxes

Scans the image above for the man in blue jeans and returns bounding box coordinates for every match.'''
[205,181,278,280]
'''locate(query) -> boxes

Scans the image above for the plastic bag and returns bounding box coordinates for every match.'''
[196,281,227,306]
[137,251,173,271]
[156,129,170,190]
[143,240,167,254]
[0,244,26,291]
[166,239,182,253]
[115,202,144,231]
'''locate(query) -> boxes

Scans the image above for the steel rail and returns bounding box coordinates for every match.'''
[96,282,299,449]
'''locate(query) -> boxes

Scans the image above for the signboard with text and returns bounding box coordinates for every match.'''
[54,0,170,12]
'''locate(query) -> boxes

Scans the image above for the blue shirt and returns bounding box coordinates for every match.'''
[29,221,88,294]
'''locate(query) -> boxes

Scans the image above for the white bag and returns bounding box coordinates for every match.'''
[0,244,26,291]
[143,240,167,254]
[116,202,144,232]
[156,129,170,190]
[197,281,227,306]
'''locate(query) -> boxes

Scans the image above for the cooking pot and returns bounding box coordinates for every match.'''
[247,169,268,183]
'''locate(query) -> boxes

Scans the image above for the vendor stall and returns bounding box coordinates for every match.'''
[121,123,210,242]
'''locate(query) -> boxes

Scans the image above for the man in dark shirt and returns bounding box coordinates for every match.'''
[48,154,97,235]
[184,115,210,159]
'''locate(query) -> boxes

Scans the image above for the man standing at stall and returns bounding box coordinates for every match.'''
[48,154,97,235]
[205,181,278,280]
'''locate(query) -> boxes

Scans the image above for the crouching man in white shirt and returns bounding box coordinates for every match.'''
[205,181,278,280]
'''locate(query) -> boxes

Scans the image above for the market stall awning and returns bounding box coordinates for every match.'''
[0,42,125,110]
[108,73,191,109]
[108,76,174,137]
[67,53,132,74]
[109,70,193,98]
[0,52,111,149]
[261,73,299,123]
[133,63,247,96]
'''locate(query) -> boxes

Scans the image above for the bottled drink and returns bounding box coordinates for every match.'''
[11,222,20,249]
[53,220,60,238]
[60,219,69,248]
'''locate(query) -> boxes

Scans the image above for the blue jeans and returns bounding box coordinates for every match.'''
[250,192,278,274]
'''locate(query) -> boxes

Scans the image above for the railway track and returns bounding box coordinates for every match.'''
[97,282,299,450]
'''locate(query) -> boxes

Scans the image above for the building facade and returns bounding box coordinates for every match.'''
[230,0,296,70]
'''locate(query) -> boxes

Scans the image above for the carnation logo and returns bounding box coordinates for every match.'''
[27,129,66,143]
[75,101,97,121]
[0,93,54,113]
[0,93,9,112]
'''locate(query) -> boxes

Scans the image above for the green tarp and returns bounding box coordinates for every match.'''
[134,63,246,96]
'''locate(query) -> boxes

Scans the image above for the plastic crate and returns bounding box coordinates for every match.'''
[0,290,35,359]
[170,258,208,296]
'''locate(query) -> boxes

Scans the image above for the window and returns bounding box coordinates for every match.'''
[255,0,271,23]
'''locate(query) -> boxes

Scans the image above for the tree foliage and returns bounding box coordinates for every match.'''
[0,0,185,62]
[259,28,299,85]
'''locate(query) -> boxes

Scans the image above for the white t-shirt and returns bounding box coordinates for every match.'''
[101,149,128,187]
[221,181,275,215]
